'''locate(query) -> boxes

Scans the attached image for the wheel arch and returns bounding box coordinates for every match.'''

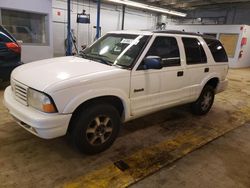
[66,95,129,134]
[197,75,220,99]
[205,77,219,89]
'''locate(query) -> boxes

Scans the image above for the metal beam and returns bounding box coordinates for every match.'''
[96,0,101,39]
[121,5,126,30]
[66,0,72,56]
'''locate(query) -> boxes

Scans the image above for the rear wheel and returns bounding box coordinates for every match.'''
[70,103,121,154]
[191,85,215,115]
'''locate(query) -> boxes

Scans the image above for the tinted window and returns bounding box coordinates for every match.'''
[146,36,180,67]
[182,37,207,65]
[204,38,228,62]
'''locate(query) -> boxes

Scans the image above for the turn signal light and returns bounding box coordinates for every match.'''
[42,104,57,113]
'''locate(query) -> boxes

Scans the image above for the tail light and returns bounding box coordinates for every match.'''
[5,42,21,53]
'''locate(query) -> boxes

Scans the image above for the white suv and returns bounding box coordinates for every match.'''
[4,30,228,154]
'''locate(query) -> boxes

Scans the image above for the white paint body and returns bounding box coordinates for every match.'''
[4,30,228,139]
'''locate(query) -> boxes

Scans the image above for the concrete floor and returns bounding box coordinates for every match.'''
[133,122,250,188]
[0,68,250,187]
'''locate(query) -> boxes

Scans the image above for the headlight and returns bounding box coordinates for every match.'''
[27,88,57,113]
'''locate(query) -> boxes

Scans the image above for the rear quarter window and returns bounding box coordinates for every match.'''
[204,38,228,63]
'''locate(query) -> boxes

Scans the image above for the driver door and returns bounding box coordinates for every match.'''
[130,67,162,116]
[130,35,187,117]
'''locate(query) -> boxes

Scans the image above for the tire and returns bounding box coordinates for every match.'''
[191,85,215,115]
[70,103,121,155]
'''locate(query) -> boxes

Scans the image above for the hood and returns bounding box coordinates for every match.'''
[12,56,125,92]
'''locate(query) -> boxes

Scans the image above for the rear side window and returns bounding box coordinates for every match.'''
[146,36,180,67]
[204,38,228,62]
[182,37,207,65]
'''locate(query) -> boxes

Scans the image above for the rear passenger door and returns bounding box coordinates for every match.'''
[182,37,209,99]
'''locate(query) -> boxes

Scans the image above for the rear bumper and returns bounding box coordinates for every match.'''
[216,79,228,94]
[3,86,72,139]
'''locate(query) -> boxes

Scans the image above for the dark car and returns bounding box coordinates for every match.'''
[0,25,22,83]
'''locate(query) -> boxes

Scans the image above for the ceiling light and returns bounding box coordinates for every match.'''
[106,0,187,17]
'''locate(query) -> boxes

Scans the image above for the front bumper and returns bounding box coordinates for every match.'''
[3,86,72,139]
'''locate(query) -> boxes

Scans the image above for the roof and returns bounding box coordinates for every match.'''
[108,29,216,39]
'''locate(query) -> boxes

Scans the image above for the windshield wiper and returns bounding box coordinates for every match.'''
[80,52,113,66]
[79,51,91,59]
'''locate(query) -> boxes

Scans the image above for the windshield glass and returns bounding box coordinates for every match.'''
[81,34,149,68]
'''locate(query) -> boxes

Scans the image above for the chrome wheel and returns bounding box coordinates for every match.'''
[86,116,113,146]
[201,91,213,111]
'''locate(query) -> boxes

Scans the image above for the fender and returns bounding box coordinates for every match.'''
[62,88,131,121]
[198,72,221,96]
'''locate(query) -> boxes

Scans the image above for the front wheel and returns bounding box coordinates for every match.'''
[70,103,121,154]
[191,85,215,115]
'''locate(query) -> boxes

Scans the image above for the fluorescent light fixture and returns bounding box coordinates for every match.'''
[106,0,187,17]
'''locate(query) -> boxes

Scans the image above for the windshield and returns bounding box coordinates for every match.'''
[81,34,149,68]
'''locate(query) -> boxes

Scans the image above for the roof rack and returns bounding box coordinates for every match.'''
[152,30,204,37]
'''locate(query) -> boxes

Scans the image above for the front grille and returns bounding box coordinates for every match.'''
[12,80,28,106]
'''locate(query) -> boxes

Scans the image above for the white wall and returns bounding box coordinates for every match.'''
[52,0,157,56]
[0,0,53,63]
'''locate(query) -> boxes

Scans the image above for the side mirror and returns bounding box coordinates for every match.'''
[143,56,163,70]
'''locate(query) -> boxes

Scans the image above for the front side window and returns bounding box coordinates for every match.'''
[82,34,149,68]
[146,36,181,67]
[1,9,48,44]
[182,37,207,65]
[204,38,228,62]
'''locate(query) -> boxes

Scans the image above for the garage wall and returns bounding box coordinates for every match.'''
[52,0,158,56]
[0,0,53,63]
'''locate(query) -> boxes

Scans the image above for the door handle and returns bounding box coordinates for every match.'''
[177,71,184,77]
[204,68,209,73]
[134,88,144,93]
